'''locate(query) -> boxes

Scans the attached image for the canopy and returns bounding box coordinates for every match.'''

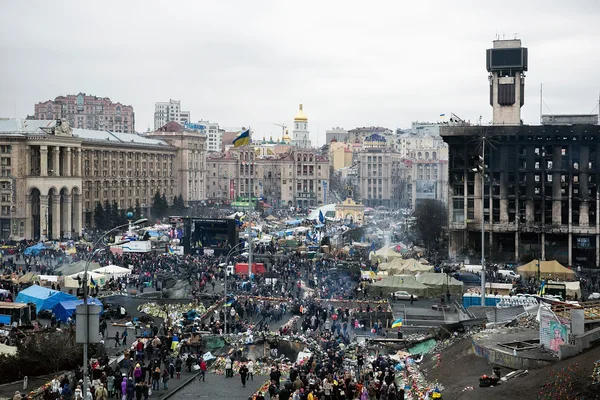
[93,265,131,279]
[370,275,430,297]
[415,272,464,296]
[370,245,402,263]
[56,260,102,276]
[285,219,302,226]
[23,243,46,256]
[52,297,103,322]
[64,271,107,289]
[15,284,77,311]
[377,258,433,275]
[517,260,576,280]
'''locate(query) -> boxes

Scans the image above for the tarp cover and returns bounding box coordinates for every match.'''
[52,297,103,322]
[23,243,46,256]
[93,265,131,279]
[517,260,576,280]
[370,246,402,263]
[415,272,464,296]
[377,258,433,275]
[370,275,430,297]
[15,284,77,311]
[56,260,102,276]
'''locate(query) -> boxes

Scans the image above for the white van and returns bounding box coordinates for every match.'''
[498,270,521,280]
[463,264,483,273]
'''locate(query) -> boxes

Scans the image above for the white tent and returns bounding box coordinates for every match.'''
[64,271,107,289]
[93,265,131,279]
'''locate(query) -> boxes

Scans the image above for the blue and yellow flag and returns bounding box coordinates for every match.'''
[233,129,251,147]
[89,276,97,289]
[391,318,403,328]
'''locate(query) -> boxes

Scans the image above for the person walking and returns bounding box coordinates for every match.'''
[225,356,232,378]
[175,356,183,379]
[114,331,121,347]
[151,368,160,391]
[161,369,169,390]
[198,358,207,382]
[247,360,254,381]
[239,363,249,388]
[122,329,128,346]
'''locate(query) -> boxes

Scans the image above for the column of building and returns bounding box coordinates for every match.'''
[52,146,60,176]
[40,146,48,176]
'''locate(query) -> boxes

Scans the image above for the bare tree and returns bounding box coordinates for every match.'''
[413,199,447,252]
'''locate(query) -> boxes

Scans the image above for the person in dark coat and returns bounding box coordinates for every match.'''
[239,364,249,388]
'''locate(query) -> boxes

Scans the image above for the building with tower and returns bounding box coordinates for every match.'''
[292,104,312,148]
[441,38,600,268]
[487,39,528,125]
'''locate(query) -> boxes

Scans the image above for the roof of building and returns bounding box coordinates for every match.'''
[0,119,168,147]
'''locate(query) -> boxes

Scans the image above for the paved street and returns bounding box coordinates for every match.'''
[166,373,266,400]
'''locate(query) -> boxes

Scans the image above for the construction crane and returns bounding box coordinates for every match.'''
[273,123,286,138]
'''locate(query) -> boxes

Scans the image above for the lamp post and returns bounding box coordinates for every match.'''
[223,241,247,334]
[81,218,147,397]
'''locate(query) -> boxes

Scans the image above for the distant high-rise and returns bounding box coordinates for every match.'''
[487,39,528,125]
[35,93,135,133]
[154,99,190,130]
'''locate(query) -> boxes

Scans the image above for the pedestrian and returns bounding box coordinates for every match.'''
[239,363,249,388]
[247,359,254,381]
[410,294,414,304]
[161,369,169,390]
[175,356,182,379]
[168,360,175,379]
[225,356,232,378]
[151,368,160,391]
[198,358,207,382]
[122,329,128,345]
[114,331,121,347]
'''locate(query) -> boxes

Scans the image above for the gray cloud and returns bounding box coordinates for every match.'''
[1,0,599,143]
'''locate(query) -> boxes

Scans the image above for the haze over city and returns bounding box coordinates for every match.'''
[1,0,599,144]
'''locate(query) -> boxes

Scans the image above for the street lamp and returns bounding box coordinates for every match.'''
[223,241,248,334]
[81,218,147,396]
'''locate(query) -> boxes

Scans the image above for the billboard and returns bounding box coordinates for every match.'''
[184,218,238,256]
[415,180,437,200]
[539,306,569,353]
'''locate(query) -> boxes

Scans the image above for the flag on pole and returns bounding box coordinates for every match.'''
[319,210,325,224]
[89,276,97,289]
[224,298,235,307]
[391,318,403,328]
[233,129,251,147]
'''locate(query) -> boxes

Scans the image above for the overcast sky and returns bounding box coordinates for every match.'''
[1,0,599,145]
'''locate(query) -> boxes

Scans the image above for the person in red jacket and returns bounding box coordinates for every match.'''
[198,358,207,382]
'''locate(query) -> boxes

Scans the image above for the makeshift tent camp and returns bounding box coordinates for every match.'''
[370,275,430,298]
[377,258,433,275]
[15,284,77,311]
[517,260,576,280]
[93,265,131,279]
[415,272,464,296]
[52,297,103,322]
[370,246,402,263]
[64,271,107,289]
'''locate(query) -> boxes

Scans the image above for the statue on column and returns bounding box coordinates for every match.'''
[55,119,72,136]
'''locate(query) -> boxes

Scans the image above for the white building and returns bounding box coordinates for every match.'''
[154,99,190,130]
[326,127,349,143]
[292,104,312,148]
[201,120,222,152]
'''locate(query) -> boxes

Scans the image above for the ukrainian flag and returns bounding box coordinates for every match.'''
[89,276,97,289]
[168,246,175,255]
[391,318,403,328]
[233,129,251,147]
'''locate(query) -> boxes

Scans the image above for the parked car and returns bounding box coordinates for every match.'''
[392,290,418,301]
[452,272,482,285]
[497,270,521,280]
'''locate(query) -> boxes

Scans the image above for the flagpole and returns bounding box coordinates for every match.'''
[248,129,253,280]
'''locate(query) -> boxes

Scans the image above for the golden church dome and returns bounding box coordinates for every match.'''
[282,129,292,143]
[294,103,308,122]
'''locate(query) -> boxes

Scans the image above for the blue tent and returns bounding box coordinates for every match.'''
[24,243,46,256]
[16,284,77,311]
[53,298,103,322]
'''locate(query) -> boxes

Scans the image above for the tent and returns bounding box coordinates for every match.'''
[93,265,131,279]
[15,284,77,311]
[56,260,101,276]
[52,297,103,322]
[415,272,464,296]
[377,258,433,275]
[517,260,576,280]
[23,243,46,256]
[64,271,107,289]
[370,246,402,263]
[370,275,430,298]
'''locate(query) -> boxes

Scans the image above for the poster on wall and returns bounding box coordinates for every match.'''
[539,306,569,353]
[415,180,437,199]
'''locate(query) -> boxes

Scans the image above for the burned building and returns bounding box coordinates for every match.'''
[441,38,600,267]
